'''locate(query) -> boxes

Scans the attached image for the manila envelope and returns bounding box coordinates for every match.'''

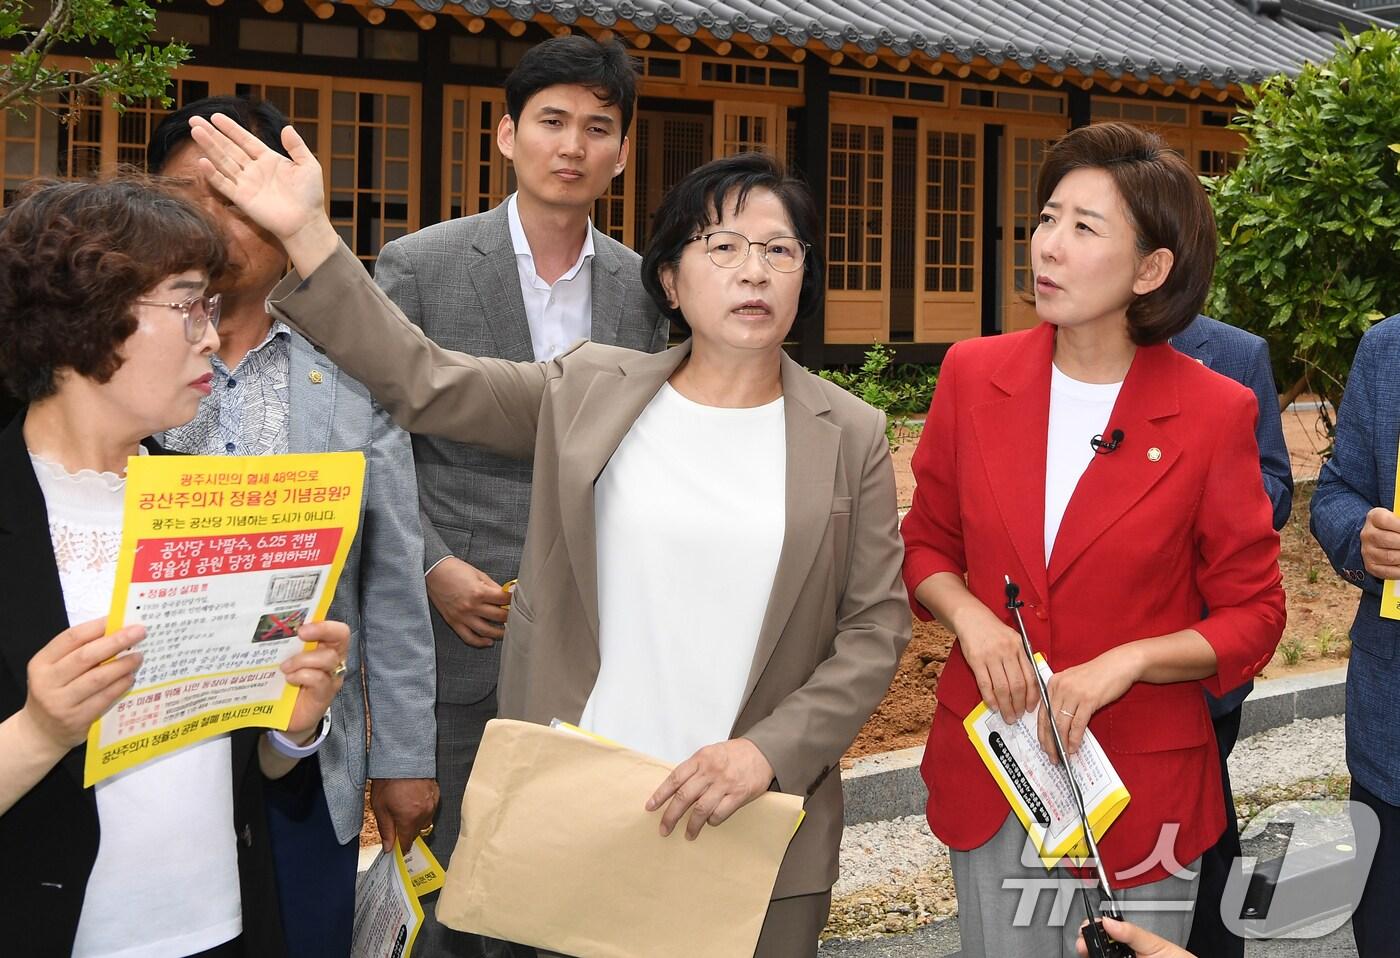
[435,719,805,958]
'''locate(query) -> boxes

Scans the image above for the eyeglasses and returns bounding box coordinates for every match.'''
[686,230,809,273]
[135,292,222,344]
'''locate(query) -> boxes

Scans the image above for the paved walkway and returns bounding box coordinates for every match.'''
[818,918,1356,957]
[823,716,1357,957]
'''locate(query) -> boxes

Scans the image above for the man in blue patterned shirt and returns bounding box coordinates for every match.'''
[151,96,440,958]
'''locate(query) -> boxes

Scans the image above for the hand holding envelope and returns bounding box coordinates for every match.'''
[647,737,776,841]
[435,719,805,958]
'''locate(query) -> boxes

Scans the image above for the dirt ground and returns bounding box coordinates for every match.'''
[362,403,1356,844]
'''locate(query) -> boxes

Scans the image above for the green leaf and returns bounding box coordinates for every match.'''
[1208,27,1400,449]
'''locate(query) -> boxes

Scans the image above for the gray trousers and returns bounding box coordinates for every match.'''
[533,890,832,958]
[416,692,521,958]
[951,814,1200,958]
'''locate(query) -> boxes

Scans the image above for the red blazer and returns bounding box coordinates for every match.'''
[902,323,1285,888]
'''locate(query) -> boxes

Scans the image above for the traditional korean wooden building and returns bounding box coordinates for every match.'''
[4,0,1384,363]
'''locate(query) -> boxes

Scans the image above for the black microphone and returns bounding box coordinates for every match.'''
[1089,429,1124,455]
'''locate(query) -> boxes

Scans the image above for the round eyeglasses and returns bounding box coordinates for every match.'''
[686,230,809,273]
[135,292,223,344]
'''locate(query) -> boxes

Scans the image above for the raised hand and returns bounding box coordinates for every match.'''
[187,114,340,275]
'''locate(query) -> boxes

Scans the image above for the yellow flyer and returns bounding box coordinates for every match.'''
[404,837,446,898]
[353,843,426,958]
[84,452,366,787]
[1383,442,1400,619]
[963,654,1131,867]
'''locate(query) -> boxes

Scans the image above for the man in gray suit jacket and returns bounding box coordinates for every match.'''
[373,37,667,957]
[150,98,439,958]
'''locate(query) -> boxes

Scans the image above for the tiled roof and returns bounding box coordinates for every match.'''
[414,0,1357,89]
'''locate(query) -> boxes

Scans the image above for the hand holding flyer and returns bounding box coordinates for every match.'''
[352,838,444,958]
[84,452,366,786]
[964,654,1131,866]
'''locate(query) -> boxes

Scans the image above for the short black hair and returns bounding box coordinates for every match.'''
[504,36,639,137]
[641,152,824,336]
[148,95,291,173]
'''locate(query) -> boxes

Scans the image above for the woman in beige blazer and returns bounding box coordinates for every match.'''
[188,114,911,956]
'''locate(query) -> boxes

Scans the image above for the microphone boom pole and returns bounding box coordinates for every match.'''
[1003,574,1133,958]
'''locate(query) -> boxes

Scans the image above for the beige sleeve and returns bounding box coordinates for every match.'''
[266,240,548,461]
[743,414,912,796]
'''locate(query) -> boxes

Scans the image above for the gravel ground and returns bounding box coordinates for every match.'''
[825,716,1349,944]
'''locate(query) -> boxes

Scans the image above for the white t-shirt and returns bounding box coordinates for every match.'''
[1044,365,1123,565]
[507,192,595,361]
[582,383,786,764]
[31,452,242,958]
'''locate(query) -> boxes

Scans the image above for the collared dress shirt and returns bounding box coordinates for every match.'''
[164,321,292,457]
[506,192,594,361]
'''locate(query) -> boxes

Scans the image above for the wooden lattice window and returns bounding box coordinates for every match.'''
[593,172,626,242]
[1198,149,1242,177]
[923,129,977,294]
[633,111,709,251]
[115,78,213,168]
[1,78,103,203]
[233,81,323,154]
[827,122,885,292]
[329,86,417,263]
[443,88,511,221]
[1010,135,1050,295]
[1091,99,1188,127]
[721,113,768,156]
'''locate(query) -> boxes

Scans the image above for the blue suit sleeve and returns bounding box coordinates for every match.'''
[1311,332,1383,597]
[1241,336,1293,530]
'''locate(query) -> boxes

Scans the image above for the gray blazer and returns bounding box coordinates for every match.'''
[286,333,437,842]
[373,202,668,705]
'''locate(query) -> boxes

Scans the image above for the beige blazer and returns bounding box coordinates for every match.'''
[269,242,912,899]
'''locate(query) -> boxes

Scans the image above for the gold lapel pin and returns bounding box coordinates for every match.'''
[1147,447,1162,462]
[309,370,324,385]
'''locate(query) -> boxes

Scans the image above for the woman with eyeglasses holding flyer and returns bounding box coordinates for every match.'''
[0,177,349,958]
[184,111,910,956]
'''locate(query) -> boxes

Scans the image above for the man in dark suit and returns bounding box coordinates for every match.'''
[372,35,668,957]
[1172,314,1292,958]
[1312,315,1400,958]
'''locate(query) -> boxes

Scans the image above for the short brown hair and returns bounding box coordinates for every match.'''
[0,176,227,402]
[1036,122,1216,345]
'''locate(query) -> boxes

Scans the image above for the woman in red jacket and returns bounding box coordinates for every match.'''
[901,122,1285,955]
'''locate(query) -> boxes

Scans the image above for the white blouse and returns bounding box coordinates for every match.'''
[583,384,787,764]
[31,452,242,958]
[1044,364,1123,564]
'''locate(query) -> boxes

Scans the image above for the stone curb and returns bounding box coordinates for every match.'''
[840,665,1349,827]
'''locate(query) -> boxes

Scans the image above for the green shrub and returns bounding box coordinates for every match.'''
[1208,28,1400,442]
[1279,637,1305,666]
[816,343,938,449]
